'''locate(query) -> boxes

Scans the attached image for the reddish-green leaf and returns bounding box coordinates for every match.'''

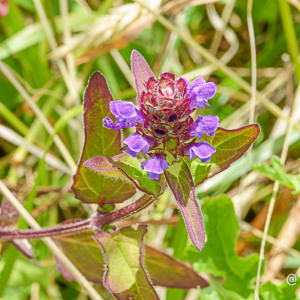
[71,71,135,204]
[94,225,159,300]
[56,231,206,290]
[84,153,162,197]
[131,50,154,106]
[188,124,260,186]
[164,161,205,252]
[144,245,208,289]
[56,230,106,283]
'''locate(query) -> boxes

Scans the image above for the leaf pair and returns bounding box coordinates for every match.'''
[56,225,208,299]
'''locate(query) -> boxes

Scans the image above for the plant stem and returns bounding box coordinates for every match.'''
[247,0,257,125]
[91,194,155,230]
[0,194,155,240]
[0,220,91,240]
[0,102,28,136]
[278,0,300,82]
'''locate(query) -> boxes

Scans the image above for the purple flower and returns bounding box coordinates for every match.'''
[187,78,216,110]
[103,100,144,130]
[141,156,169,180]
[188,115,219,140]
[185,141,216,162]
[102,52,219,180]
[123,133,153,157]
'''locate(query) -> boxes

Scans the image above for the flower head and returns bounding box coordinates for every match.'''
[102,50,219,180]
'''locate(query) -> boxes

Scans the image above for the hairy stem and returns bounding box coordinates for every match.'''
[91,194,155,230]
[0,194,155,240]
[0,220,90,240]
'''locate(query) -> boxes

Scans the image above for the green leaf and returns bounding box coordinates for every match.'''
[94,225,159,300]
[84,153,162,197]
[254,156,300,194]
[198,282,246,300]
[164,161,205,252]
[186,195,259,298]
[71,72,136,204]
[259,279,300,300]
[188,124,260,186]
[56,230,206,290]
[196,129,300,196]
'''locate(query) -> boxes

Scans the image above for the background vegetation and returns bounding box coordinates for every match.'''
[0,0,300,299]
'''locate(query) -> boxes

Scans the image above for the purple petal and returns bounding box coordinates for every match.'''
[187,78,206,93]
[186,142,216,162]
[110,101,137,118]
[136,109,146,123]
[123,133,153,157]
[141,156,169,180]
[194,83,216,99]
[148,172,161,180]
[103,101,145,130]
[125,148,139,157]
[189,115,219,140]
[187,78,216,110]
[102,116,127,130]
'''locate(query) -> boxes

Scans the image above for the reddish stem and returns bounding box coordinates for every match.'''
[0,219,90,240]
[0,194,155,240]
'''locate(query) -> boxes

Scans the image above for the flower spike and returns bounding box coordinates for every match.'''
[103,50,219,179]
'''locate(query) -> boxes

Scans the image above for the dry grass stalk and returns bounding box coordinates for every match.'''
[50,0,161,62]
[263,196,300,281]
[237,188,292,254]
